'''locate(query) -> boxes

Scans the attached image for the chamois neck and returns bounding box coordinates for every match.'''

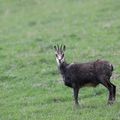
[58,61,69,75]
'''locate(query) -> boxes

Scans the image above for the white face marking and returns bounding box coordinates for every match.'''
[54,45,66,66]
[56,57,60,66]
[57,54,62,60]
[55,53,64,66]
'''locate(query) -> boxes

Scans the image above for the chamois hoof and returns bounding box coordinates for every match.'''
[112,97,115,101]
[107,100,114,105]
[73,103,80,109]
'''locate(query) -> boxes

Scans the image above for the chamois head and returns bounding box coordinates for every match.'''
[54,44,66,66]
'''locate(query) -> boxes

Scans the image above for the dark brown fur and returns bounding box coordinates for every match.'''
[54,45,116,105]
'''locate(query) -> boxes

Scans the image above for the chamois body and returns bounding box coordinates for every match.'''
[59,60,112,88]
[54,45,116,105]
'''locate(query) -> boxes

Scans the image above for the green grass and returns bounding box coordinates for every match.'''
[0,0,120,119]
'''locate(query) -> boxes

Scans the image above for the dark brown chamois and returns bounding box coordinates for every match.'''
[54,45,116,105]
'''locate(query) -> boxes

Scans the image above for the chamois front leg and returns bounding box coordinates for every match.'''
[73,87,79,105]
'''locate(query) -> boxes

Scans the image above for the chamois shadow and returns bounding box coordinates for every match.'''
[72,104,97,110]
[46,96,72,104]
[81,90,105,99]
[79,103,100,109]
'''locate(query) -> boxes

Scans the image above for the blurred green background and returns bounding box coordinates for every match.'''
[0,0,120,119]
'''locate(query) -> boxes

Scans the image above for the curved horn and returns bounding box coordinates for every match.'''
[63,45,66,51]
[57,44,59,51]
[60,44,62,51]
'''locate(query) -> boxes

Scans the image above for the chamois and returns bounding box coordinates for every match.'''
[54,45,116,105]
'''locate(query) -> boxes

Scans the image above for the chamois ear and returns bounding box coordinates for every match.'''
[54,46,57,51]
[63,45,66,51]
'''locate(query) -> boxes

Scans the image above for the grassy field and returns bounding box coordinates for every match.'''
[0,0,120,119]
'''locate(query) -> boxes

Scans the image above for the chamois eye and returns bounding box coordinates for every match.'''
[62,54,64,57]
[55,54,58,57]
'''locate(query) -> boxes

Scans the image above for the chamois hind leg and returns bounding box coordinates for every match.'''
[100,79,114,105]
[110,83,116,101]
[73,86,79,105]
